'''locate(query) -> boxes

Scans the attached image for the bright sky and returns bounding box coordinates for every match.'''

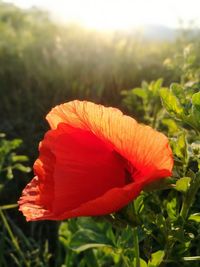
[3,0,200,30]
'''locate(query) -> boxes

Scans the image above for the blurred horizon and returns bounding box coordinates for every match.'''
[3,0,200,31]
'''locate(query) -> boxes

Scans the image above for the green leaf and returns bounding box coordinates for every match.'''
[71,243,110,253]
[175,177,191,193]
[171,83,184,101]
[171,83,182,93]
[134,194,144,214]
[150,78,163,95]
[172,132,188,161]
[148,250,165,267]
[190,92,200,130]
[6,166,13,179]
[192,92,200,110]
[69,229,113,252]
[84,250,99,267]
[13,163,31,173]
[188,213,200,222]
[132,88,148,99]
[162,118,179,135]
[160,88,185,118]
[133,258,147,267]
[59,222,72,247]
[11,155,29,162]
[9,139,23,150]
[165,192,177,220]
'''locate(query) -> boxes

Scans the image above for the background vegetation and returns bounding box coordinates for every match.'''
[0,1,200,266]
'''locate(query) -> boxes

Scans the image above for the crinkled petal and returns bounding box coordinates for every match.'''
[18,176,53,221]
[19,101,173,221]
[18,176,142,221]
[47,101,173,182]
[19,123,132,220]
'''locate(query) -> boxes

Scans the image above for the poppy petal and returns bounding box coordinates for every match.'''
[50,182,142,220]
[19,122,132,220]
[18,176,53,221]
[18,177,142,221]
[47,101,173,182]
[19,101,173,221]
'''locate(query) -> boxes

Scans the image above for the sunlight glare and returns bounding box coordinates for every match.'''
[4,0,200,30]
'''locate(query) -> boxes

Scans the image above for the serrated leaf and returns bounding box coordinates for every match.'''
[148,250,165,267]
[175,177,191,192]
[160,88,185,118]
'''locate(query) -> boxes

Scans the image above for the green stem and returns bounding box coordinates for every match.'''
[133,227,140,267]
[180,198,189,219]
[180,173,200,220]
[0,209,29,266]
[159,239,175,267]
[0,209,20,252]
[122,254,130,267]
[151,103,159,129]
[0,204,18,210]
[183,256,200,261]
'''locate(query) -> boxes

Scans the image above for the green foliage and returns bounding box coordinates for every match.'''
[189,213,200,223]
[0,2,200,267]
[0,1,179,158]
[175,177,191,193]
[0,133,30,191]
[160,87,185,119]
[148,250,164,267]
[0,135,51,267]
[122,79,164,127]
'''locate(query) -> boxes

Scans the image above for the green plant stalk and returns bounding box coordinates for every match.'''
[133,227,140,267]
[159,238,175,267]
[159,146,200,267]
[0,209,20,252]
[0,209,29,266]
[162,256,200,263]
[180,173,200,220]
[0,204,18,210]
[122,254,130,267]
[183,256,200,261]
[151,102,160,129]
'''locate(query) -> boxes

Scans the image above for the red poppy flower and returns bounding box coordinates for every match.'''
[18,101,173,221]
